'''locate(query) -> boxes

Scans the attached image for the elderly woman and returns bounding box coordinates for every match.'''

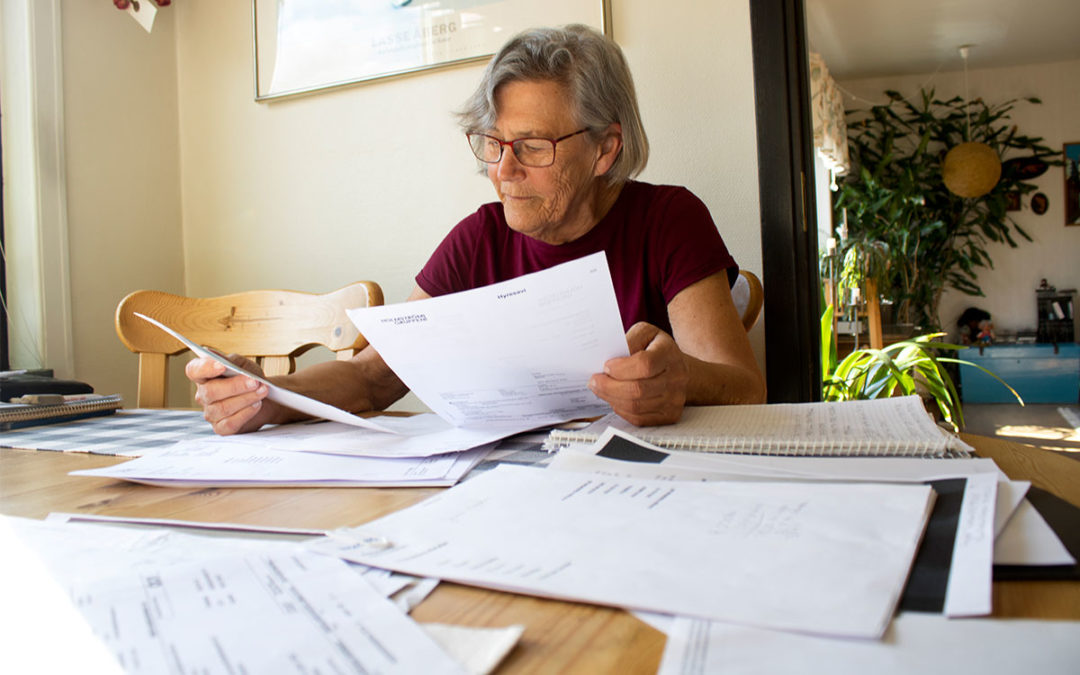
[188,24,765,435]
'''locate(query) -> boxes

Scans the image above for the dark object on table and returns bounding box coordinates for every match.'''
[0,373,94,402]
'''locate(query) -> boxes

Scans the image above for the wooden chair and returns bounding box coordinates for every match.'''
[115,282,384,408]
[733,269,764,331]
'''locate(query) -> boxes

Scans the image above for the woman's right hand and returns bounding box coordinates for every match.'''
[185,355,274,435]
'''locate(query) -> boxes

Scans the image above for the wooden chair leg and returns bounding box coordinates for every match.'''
[137,352,168,408]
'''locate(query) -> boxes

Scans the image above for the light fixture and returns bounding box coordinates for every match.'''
[942,45,1001,199]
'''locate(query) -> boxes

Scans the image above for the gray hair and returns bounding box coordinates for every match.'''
[458,24,649,185]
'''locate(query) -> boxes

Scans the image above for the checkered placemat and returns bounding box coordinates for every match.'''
[0,408,215,456]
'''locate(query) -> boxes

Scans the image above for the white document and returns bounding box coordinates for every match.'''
[314,464,934,639]
[45,511,329,538]
[552,432,1068,567]
[942,471,996,616]
[994,480,1029,536]
[78,552,463,674]
[4,516,465,674]
[42,513,440,600]
[346,252,629,432]
[658,612,1080,675]
[548,428,1001,617]
[1,519,125,675]
[421,623,526,675]
[223,413,520,458]
[134,312,397,433]
[70,440,490,487]
[994,498,1077,566]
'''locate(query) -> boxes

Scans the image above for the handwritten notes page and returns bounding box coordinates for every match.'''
[546,395,974,457]
[315,464,934,639]
[346,252,629,432]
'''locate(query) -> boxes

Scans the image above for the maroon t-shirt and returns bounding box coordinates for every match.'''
[415,181,737,334]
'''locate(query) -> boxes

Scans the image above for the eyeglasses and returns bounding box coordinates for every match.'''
[466,128,589,168]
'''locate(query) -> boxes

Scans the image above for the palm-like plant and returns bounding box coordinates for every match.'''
[821,304,1021,431]
[835,89,1061,330]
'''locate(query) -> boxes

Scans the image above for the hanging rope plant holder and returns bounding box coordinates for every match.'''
[942,45,1001,199]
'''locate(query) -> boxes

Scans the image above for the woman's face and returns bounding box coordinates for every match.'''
[486,79,607,244]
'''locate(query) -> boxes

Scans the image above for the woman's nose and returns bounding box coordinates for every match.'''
[495,147,525,180]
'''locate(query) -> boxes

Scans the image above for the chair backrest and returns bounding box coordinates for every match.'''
[732,269,764,331]
[115,281,384,408]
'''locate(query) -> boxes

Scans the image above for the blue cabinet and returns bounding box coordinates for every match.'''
[959,343,1079,404]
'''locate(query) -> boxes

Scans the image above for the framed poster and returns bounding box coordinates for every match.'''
[1065,141,1080,226]
[253,0,611,102]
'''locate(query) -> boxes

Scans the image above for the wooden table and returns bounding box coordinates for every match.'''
[1,433,1077,672]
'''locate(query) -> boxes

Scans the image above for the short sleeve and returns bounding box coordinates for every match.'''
[650,187,738,303]
[415,211,487,297]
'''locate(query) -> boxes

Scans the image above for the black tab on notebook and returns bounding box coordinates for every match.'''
[596,434,669,464]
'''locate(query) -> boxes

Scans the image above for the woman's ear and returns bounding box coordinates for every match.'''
[593,123,623,177]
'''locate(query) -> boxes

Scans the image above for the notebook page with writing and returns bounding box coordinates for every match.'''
[544,396,972,458]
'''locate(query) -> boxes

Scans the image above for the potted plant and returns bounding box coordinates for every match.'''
[821,303,1022,431]
[833,89,1061,331]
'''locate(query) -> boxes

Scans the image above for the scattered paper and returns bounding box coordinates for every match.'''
[315,464,934,639]
[994,498,1077,566]
[658,612,1080,675]
[70,439,490,487]
[222,413,521,458]
[45,512,329,538]
[4,516,465,674]
[421,623,526,675]
[548,428,1004,617]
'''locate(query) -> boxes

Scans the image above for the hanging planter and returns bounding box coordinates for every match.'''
[941,45,1002,199]
[943,141,1002,198]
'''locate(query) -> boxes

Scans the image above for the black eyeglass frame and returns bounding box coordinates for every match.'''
[465,128,590,167]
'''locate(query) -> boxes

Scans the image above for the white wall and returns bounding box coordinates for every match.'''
[59,1,186,404]
[840,60,1080,339]
[56,0,764,407]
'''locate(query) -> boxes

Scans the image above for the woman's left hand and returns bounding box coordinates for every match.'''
[588,322,689,426]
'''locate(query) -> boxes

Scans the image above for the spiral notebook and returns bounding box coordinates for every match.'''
[0,394,123,431]
[543,395,974,458]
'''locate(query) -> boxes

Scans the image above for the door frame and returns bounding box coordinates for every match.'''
[749,0,822,402]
